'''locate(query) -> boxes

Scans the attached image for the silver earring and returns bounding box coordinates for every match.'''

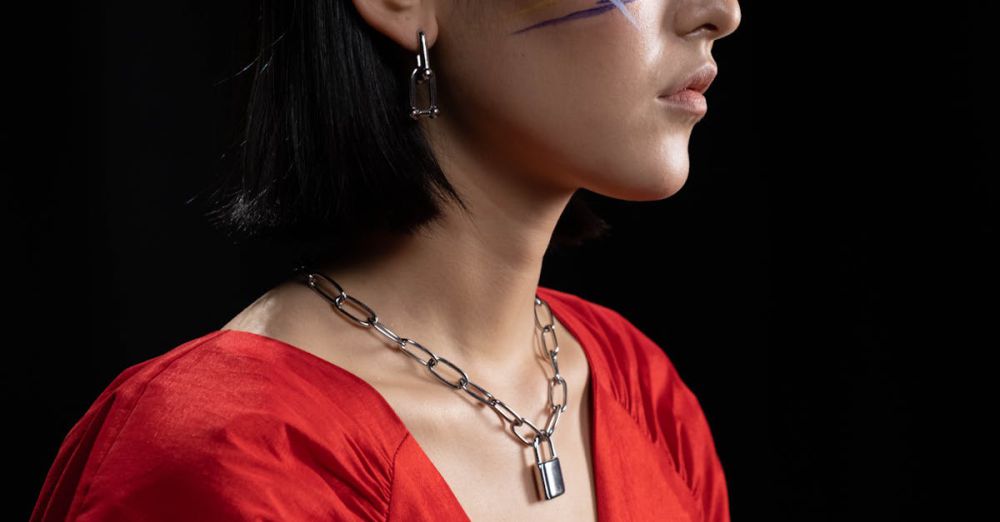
[409,30,440,120]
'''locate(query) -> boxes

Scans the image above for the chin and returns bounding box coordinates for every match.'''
[646,140,694,199]
[570,136,693,201]
[632,150,692,201]
[642,169,689,201]
[591,163,690,202]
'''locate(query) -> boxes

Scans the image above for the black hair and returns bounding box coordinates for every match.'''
[193,0,612,270]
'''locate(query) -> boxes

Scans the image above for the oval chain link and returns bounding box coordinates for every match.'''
[298,265,567,445]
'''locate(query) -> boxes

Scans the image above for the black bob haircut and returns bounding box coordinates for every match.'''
[195,0,612,271]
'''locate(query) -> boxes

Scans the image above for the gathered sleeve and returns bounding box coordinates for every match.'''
[31,337,397,522]
[68,413,392,521]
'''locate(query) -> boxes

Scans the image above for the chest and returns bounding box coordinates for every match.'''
[371,338,598,521]
[406,381,597,522]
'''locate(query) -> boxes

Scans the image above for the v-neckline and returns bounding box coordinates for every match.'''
[215,287,602,521]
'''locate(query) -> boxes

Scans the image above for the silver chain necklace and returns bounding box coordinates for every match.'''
[295,266,568,501]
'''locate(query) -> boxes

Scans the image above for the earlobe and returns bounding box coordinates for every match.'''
[350,0,439,54]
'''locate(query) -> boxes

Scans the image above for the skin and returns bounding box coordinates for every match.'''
[315,0,741,364]
[223,0,740,519]
[509,0,642,35]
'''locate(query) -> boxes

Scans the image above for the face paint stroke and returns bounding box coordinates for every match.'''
[509,0,641,36]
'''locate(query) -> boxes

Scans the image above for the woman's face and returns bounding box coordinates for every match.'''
[417,0,742,200]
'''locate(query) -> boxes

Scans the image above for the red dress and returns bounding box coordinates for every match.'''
[31,286,730,521]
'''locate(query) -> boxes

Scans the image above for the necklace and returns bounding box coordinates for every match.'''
[295,265,568,501]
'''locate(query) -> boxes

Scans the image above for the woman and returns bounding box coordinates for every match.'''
[32,0,741,520]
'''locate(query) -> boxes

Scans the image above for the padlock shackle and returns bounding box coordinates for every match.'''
[532,433,558,463]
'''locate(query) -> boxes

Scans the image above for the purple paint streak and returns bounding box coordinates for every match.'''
[510,0,641,36]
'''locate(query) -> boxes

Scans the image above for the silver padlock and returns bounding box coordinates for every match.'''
[531,433,565,500]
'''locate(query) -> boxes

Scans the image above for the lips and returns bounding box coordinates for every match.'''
[659,63,718,97]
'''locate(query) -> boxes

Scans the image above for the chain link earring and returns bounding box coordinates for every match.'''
[409,30,440,120]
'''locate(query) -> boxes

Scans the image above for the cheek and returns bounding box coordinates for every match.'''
[500,42,679,186]
[542,100,693,200]
[509,57,693,199]
[437,2,687,195]
[472,63,686,199]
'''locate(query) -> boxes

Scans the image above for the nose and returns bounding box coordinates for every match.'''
[675,0,742,42]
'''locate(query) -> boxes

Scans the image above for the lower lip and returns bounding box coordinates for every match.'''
[658,89,707,115]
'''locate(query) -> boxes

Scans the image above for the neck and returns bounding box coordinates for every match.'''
[311,186,574,376]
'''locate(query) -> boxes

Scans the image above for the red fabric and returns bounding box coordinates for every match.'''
[31,286,729,521]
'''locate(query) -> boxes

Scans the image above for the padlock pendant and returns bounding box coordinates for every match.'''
[531,434,565,500]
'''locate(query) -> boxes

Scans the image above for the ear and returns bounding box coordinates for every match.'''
[350,0,440,53]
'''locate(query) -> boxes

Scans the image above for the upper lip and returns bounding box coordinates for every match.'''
[660,63,718,97]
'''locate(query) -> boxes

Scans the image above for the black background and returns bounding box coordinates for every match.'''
[4,1,990,520]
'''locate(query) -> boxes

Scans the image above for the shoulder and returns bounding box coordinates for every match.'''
[537,286,731,522]
[538,285,681,408]
[538,285,705,416]
[33,330,400,521]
